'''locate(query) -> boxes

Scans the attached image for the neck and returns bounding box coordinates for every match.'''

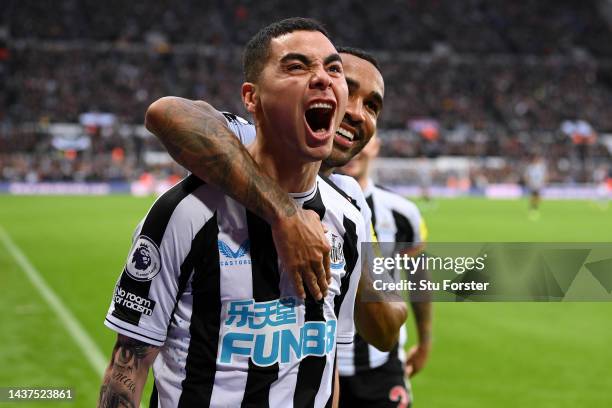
[319,162,334,177]
[248,136,320,194]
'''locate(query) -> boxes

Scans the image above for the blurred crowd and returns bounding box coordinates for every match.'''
[1,0,611,184]
[7,0,612,56]
[5,48,612,131]
[0,127,187,183]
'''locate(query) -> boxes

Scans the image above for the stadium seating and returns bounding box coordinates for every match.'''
[1,0,611,183]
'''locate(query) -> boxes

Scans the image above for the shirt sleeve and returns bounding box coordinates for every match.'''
[104,189,213,346]
[221,111,256,145]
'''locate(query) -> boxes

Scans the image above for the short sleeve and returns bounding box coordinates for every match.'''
[104,183,212,346]
[221,112,256,145]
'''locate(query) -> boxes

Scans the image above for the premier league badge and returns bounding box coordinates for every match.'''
[125,235,161,281]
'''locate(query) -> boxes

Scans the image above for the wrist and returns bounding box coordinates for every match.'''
[418,334,433,347]
[269,199,299,226]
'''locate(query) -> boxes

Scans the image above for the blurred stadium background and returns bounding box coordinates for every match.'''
[1,1,611,407]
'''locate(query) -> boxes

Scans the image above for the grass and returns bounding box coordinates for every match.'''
[0,196,611,407]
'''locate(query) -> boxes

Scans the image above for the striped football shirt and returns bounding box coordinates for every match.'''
[105,173,365,407]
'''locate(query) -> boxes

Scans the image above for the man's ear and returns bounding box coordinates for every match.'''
[242,82,257,114]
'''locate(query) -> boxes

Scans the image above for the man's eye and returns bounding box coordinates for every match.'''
[288,64,305,71]
[328,64,343,73]
[366,101,380,114]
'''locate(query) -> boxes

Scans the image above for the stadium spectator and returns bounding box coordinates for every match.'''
[2,1,611,185]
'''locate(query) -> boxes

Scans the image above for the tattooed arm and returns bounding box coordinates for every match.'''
[145,96,330,300]
[98,335,160,408]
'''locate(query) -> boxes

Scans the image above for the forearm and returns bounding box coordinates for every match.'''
[98,335,159,408]
[355,299,407,351]
[354,272,407,351]
[410,300,432,345]
[408,253,432,345]
[145,96,296,223]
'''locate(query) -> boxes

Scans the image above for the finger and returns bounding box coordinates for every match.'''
[323,251,331,284]
[316,261,329,298]
[292,270,306,299]
[322,235,331,285]
[305,272,323,301]
[312,259,328,297]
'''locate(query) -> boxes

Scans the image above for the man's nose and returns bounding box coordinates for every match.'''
[345,98,365,125]
[309,66,333,90]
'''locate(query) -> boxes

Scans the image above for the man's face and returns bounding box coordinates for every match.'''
[248,30,348,163]
[324,53,384,168]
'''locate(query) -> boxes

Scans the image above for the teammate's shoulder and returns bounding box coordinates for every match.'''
[373,183,394,194]
[373,184,421,217]
[220,111,256,145]
[372,183,405,202]
[220,111,252,126]
[318,174,362,214]
[328,173,363,198]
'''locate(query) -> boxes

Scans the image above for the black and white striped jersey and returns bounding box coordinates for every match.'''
[338,179,426,376]
[104,174,365,408]
[326,173,373,244]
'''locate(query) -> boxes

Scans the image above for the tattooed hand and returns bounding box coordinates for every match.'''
[98,335,159,408]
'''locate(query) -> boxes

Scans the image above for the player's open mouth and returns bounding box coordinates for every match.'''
[305,101,335,137]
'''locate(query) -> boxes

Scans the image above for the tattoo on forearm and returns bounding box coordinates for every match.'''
[98,337,152,407]
[98,385,135,408]
[115,337,150,371]
[153,99,296,220]
[111,372,137,393]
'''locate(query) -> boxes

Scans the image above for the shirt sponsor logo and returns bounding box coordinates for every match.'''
[218,239,252,266]
[218,298,336,366]
[114,286,156,316]
[125,235,161,281]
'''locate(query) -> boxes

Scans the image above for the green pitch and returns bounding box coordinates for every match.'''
[0,196,610,407]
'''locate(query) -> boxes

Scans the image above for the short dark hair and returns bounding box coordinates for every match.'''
[243,17,330,83]
[336,46,381,72]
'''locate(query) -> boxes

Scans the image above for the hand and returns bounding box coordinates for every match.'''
[271,208,331,300]
[405,342,431,378]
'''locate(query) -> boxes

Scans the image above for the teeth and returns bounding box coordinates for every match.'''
[336,127,354,141]
[316,128,327,132]
[309,102,333,110]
